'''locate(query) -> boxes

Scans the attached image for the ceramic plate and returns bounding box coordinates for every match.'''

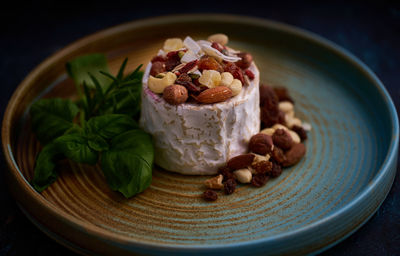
[2,15,399,255]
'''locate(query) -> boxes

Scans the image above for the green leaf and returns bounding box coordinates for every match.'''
[84,114,138,139]
[30,98,79,144]
[54,133,98,165]
[117,58,128,80]
[101,130,154,198]
[32,143,63,192]
[87,134,109,151]
[99,81,142,117]
[66,53,112,89]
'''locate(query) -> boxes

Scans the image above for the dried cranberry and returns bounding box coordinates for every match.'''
[218,166,234,181]
[236,52,253,69]
[292,125,308,141]
[251,174,269,187]
[198,56,223,72]
[150,61,166,77]
[224,179,237,195]
[211,42,224,52]
[269,161,282,178]
[253,160,273,174]
[151,55,166,63]
[203,190,218,201]
[271,146,286,164]
[245,69,255,80]
[224,62,245,85]
[273,87,294,103]
[165,51,181,71]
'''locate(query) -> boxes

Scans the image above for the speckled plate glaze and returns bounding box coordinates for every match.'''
[2,15,399,256]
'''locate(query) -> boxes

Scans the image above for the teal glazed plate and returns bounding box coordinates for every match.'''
[2,15,399,255]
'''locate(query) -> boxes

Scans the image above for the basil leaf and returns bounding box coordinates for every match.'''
[85,114,138,139]
[87,134,109,152]
[99,73,143,117]
[32,143,63,192]
[30,98,79,144]
[101,130,154,198]
[66,54,112,89]
[54,133,98,165]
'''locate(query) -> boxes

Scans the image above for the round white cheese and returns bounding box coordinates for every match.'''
[140,62,260,175]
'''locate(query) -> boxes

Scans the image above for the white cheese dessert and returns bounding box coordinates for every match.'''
[139,35,260,175]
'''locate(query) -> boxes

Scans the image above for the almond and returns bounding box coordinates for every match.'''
[196,86,233,103]
[227,153,255,170]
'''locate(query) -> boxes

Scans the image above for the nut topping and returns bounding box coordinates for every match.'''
[249,133,273,155]
[227,153,255,170]
[196,86,233,104]
[163,85,188,105]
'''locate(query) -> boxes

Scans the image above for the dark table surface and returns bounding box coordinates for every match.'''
[1,1,399,255]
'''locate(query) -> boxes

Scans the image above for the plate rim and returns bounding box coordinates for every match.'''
[2,13,399,253]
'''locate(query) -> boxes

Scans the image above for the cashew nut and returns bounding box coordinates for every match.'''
[148,72,177,94]
[207,33,229,45]
[233,168,252,183]
[163,38,184,52]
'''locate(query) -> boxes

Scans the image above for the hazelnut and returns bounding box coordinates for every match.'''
[150,61,166,77]
[272,129,294,150]
[249,133,273,155]
[163,84,188,105]
[236,52,253,69]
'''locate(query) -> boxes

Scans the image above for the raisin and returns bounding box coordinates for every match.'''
[165,51,181,71]
[259,84,280,127]
[218,166,234,181]
[224,178,237,195]
[151,55,166,63]
[271,146,286,164]
[251,174,269,187]
[245,69,255,80]
[292,125,308,141]
[198,56,223,72]
[272,129,294,150]
[273,87,294,103]
[270,161,282,178]
[252,160,273,174]
[175,73,201,94]
[203,190,218,201]
[224,62,245,85]
[150,61,166,76]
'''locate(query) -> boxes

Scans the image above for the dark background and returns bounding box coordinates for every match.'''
[1,1,399,255]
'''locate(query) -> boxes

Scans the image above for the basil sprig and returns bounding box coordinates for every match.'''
[30,54,153,198]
